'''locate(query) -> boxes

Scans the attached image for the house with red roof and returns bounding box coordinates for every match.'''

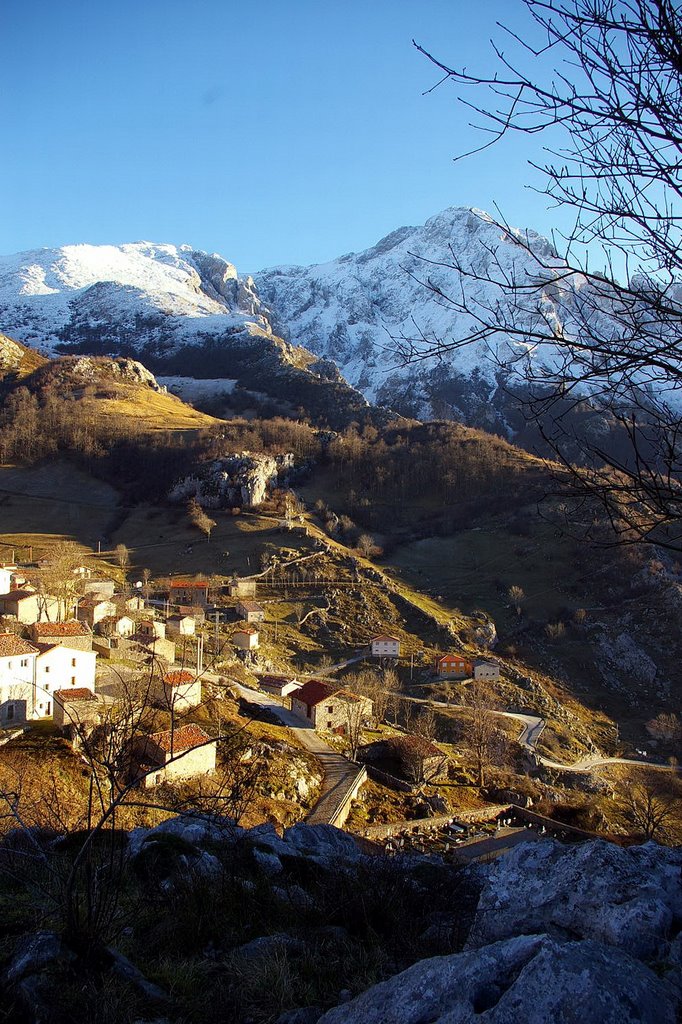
[233,625,259,651]
[167,580,210,607]
[30,620,93,652]
[290,679,373,734]
[134,724,216,788]
[160,670,202,711]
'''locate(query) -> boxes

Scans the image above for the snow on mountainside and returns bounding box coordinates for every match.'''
[254,207,585,423]
[0,242,270,356]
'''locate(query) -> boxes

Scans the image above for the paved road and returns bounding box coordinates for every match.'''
[233,683,364,825]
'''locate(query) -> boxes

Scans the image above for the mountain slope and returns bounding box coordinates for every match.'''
[0,243,381,428]
[254,207,595,425]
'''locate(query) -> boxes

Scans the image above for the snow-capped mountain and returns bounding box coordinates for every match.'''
[254,206,579,423]
[0,242,270,357]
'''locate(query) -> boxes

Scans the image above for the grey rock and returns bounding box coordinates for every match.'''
[318,934,677,1024]
[107,947,169,1004]
[282,823,363,863]
[233,933,306,961]
[253,848,283,876]
[467,839,682,959]
[6,930,75,984]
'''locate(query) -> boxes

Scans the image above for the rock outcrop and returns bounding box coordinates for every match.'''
[170,451,295,507]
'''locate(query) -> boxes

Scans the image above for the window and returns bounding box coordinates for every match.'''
[6,704,14,720]
[20,658,28,668]
[71,677,76,685]
[327,720,333,729]
[71,657,77,667]
[46,702,51,716]
[45,666,50,673]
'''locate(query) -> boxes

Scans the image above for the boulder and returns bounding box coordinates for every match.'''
[466,839,682,960]
[282,824,363,864]
[233,933,305,961]
[317,934,677,1024]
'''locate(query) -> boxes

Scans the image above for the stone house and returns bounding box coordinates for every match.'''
[160,670,202,712]
[166,614,196,637]
[0,633,39,724]
[120,595,145,613]
[53,687,101,734]
[31,620,93,651]
[135,724,216,788]
[0,590,61,625]
[290,679,373,734]
[33,643,97,719]
[435,654,473,679]
[78,597,116,628]
[233,626,259,651]
[168,581,210,607]
[382,734,450,785]
[236,600,265,623]
[473,659,500,681]
[371,635,401,659]
[227,578,256,598]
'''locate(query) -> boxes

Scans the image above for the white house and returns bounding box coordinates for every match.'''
[138,618,166,640]
[0,568,13,594]
[136,724,216,788]
[473,659,500,681]
[0,633,39,724]
[78,597,116,627]
[166,614,196,637]
[33,643,97,719]
[236,600,265,623]
[371,635,401,659]
[160,670,202,712]
[0,590,61,625]
[233,626,259,651]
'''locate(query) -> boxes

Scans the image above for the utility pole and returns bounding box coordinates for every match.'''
[196,634,204,675]
[410,652,414,680]
[214,612,219,654]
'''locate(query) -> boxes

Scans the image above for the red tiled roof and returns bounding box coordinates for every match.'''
[150,723,212,752]
[163,670,195,686]
[54,688,96,702]
[234,624,259,635]
[33,620,90,637]
[294,679,337,708]
[437,654,468,664]
[371,634,400,643]
[0,633,39,658]
[169,581,209,590]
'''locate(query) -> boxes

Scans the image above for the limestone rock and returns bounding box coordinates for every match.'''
[466,839,682,960]
[318,934,677,1024]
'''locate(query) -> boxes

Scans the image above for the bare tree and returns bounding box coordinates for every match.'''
[114,543,129,570]
[646,713,682,747]
[343,698,365,761]
[621,775,680,841]
[30,541,83,621]
[463,682,507,787]
[357,533,376,558]
[508,585,525,618]
[407,1,682,552]
[187,497,216,542]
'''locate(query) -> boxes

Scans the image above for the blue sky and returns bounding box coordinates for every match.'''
[1,0,555,270]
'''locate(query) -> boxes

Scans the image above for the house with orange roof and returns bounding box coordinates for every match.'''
[434,653,473,679]
[134,724,216,788]
[167,580,210,606]
[160,670,202,712]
